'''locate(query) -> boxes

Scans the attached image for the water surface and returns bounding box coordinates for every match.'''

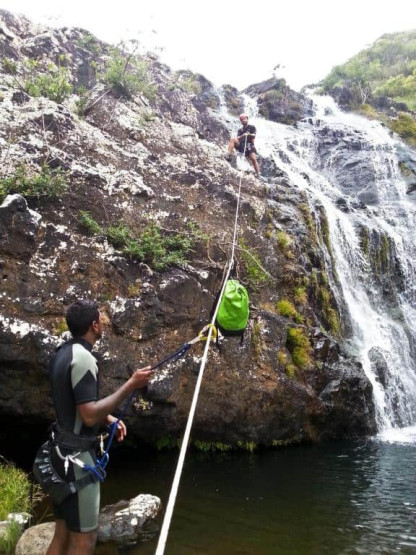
[100,433,416,554]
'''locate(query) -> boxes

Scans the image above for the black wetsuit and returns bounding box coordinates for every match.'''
[237,124,257,156]
[49,338,100,532]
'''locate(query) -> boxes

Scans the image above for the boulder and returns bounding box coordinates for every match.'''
[98,493,161,544]
[15,522,54,555]
[15,494,161,553]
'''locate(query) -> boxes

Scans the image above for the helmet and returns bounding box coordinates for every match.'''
[239,113,248,121]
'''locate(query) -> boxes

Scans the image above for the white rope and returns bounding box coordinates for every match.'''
[155,133,248,555]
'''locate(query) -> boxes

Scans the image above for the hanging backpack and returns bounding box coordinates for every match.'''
[216,279,249,342]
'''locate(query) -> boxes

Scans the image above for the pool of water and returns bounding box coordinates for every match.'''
[98,430,416,554]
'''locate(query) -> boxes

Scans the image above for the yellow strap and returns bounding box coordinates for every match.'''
[198,324,217,342]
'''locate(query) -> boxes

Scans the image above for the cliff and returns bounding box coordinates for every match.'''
[0,10,377,449]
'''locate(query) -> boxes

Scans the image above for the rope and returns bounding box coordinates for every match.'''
[155,134,248,555]
[81,338,206,483]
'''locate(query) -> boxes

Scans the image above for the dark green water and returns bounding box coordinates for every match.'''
[98,437,416,554]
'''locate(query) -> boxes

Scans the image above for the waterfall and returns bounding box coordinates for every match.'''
[238,92,416,433]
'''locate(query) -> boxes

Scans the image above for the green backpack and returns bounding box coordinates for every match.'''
[216,279,249,336]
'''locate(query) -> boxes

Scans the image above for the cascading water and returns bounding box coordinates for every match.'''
[236,92,416,436]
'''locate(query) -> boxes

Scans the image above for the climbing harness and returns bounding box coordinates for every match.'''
[155,134,249,555]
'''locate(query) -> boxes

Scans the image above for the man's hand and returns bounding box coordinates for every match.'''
[129,366,152,390]
[106,414,127,442]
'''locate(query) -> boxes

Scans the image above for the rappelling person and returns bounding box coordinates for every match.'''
[35,299,152,555]
[226,113,260,177]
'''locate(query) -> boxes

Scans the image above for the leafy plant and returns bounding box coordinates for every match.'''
[101,47,156,99]
[79,218,194,271]
[79,211,104,235]
[0,164,68,201]
[24,60,72,103]
[239,239,270,287]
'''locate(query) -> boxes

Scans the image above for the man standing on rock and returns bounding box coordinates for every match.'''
[42,299,151,555]
[226,113,260,177]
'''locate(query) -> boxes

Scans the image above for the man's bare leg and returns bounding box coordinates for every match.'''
[46,520,69,555]
[67,530,98,555]
[227,138,240,155]
[249,152,260,175]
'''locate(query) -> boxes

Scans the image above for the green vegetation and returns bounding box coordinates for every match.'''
[154,437,180,450]
[360,226,370,257]
[79,210,105,235]
[2,58,17,75]
[320,30,416,143]
[24,59,72,103]
[251,320,263,360]
[76,32,102,55]
[0,460,43,554]
[174,73,202,95]
[277,349,297,378]
[389,112,416,145]
[286,327,313,369]
[0,164,68,202]
[52,318,68,336]
[74,85,91,118]
[78,213,194,271]
[276,230,295,258]
[276,299,303,323]
[299,202,316,240]
[321,31,416,108]
[193,441,232,452]
[101,46,156,99]
[293,286,307,306]
[236,441,257,453]
[128,279,142,298]
[239,239,270,287]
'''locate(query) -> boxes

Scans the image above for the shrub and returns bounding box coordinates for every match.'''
[0,164,68,202]
[389,112,416,144]
[24,61,72,103]
[101,48,156,99]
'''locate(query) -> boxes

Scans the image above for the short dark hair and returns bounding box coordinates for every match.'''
[66,300,100,338]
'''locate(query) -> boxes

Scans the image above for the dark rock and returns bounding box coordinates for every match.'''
[0,195,41,261]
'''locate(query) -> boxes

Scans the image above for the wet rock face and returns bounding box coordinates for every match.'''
[0,10,376,445]
[313,125,383,205]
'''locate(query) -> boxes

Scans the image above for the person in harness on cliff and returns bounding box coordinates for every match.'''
[226,114,260,177]
[36,300,152,555]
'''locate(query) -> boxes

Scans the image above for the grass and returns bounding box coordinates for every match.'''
[0,460,43,554]
[277,299,303,324]
[286,327,313,369]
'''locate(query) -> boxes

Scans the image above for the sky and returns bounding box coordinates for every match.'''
[1,0,415,91]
